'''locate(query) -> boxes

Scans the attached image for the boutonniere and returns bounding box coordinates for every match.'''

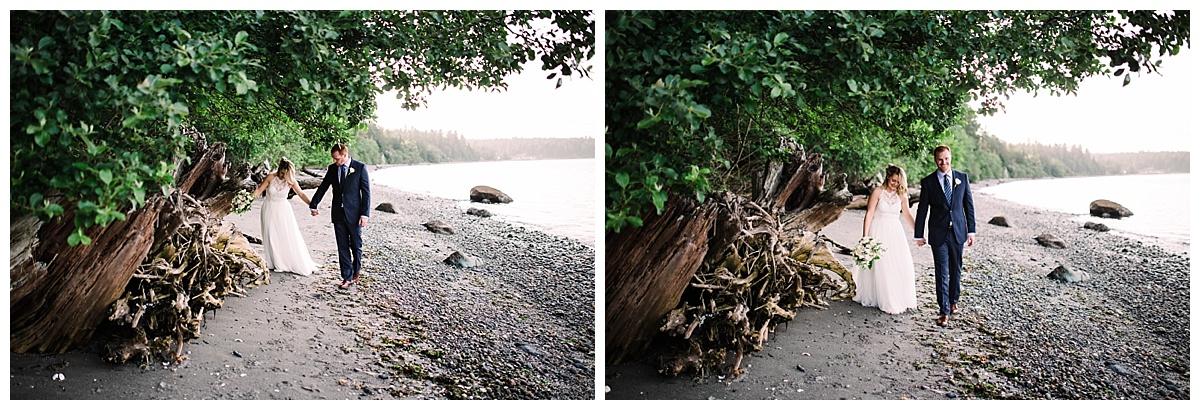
[347,167,355,175]
[954,178,961,186]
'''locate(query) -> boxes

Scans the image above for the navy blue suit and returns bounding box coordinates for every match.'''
[914,169,975,317]
[309,159,371,282]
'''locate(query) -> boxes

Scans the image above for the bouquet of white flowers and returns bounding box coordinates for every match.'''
[231,190,254,214]
[852,236,885,269]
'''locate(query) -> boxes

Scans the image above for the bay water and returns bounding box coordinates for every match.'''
[371,158,596,247]
[978,173,1189,254]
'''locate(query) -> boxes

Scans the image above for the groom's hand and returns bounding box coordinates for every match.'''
[915,238,926,247]
[966,234,975,247]
[310,209,319,216]
[359,216,369,227]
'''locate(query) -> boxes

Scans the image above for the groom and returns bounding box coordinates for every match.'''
[310,142,371,289]
[914,145,976,328]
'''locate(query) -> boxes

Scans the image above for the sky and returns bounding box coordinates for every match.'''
[971,46,1192,154]
[371,57,601,140]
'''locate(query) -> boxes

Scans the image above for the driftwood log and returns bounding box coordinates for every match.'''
[10,130,268,363]
[605,196,719,365]
[606,145,856,377]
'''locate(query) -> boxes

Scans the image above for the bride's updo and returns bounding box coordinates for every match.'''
[277,157,296,183]
[885,164,907,196]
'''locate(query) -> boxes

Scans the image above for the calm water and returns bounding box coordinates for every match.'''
[979,173,1189,253]
[371,158,596,247]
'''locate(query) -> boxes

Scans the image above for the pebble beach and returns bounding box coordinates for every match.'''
[9,181,596,400]
[605,182,1190,400]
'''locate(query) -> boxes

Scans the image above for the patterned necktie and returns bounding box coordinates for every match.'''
[943,174,952,205]
[339,164,346,184]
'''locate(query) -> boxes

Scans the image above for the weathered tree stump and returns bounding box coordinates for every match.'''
[605,196,718,365]
[607,144,856,376]
[11,133,267,362]
[10,198,165,354]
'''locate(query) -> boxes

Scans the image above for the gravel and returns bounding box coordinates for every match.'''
[335,187,596,399]
[604,185,1189,400]
[937,194,1190,399]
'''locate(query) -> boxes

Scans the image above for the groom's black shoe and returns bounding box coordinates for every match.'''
[936,315,949,327]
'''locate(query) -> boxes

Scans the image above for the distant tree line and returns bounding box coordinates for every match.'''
[846,112,1188,183]
[341,124,594,165]
[1093,151,1190,174]
[470,138,595,160]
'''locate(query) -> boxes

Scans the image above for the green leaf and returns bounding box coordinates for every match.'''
[847,79,859,93]
[99,169,113,185]
[690,104,711,118]
[235,30,249,45]
[615,172,630,188]
[773,32,788,45]
[1122,73,1131,87]
[651,190,667,213]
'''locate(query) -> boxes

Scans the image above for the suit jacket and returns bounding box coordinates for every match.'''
[310,159,371,224]
[914,169,975,247]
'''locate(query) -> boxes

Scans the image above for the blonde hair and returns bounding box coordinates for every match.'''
[276,157,295,184]
[884,164,908,196]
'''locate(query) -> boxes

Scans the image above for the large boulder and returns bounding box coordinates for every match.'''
[422,220,455,235]
[470,186,513,204]
[1089,199,1133,219]
[1035,233,1067,249]
[444,251,478,268]
[1047,264,1089,283]
[988,215,1011,227]
[375,203,397,214]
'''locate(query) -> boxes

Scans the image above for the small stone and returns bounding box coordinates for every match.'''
[796,365,806,372]
[945,392,958,398]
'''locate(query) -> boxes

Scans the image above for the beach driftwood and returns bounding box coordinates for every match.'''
[606,144,855,376]
[10,131,267,363]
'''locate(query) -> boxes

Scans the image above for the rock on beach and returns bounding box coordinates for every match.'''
[470,185,513,204]
[1089,199,1133,219]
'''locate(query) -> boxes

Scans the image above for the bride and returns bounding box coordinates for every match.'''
[252,158,318,276]
[853,164,918,314]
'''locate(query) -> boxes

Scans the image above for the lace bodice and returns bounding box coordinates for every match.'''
[875,189,902,218]
[264,176,291,201]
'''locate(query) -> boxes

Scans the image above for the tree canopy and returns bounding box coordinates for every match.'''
[604,10,1189,232]
[11,10,594,244]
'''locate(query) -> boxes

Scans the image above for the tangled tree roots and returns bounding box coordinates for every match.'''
[657,193,855,377]
[103,190,267,365]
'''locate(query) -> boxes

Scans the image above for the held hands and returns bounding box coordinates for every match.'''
[916,238,927,247]
[311,209,319,217]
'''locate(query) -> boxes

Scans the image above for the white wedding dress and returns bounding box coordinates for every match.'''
[260,177,317,275]
[852,189,917,314]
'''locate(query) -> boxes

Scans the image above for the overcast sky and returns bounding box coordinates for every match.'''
[972,46,1191,154]
[371,57,601,140]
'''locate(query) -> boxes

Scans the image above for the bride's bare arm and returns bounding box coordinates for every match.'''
[290,178,312,206]
[862,187,880,237]
[901,194,917,231]
[252,174,274,197]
